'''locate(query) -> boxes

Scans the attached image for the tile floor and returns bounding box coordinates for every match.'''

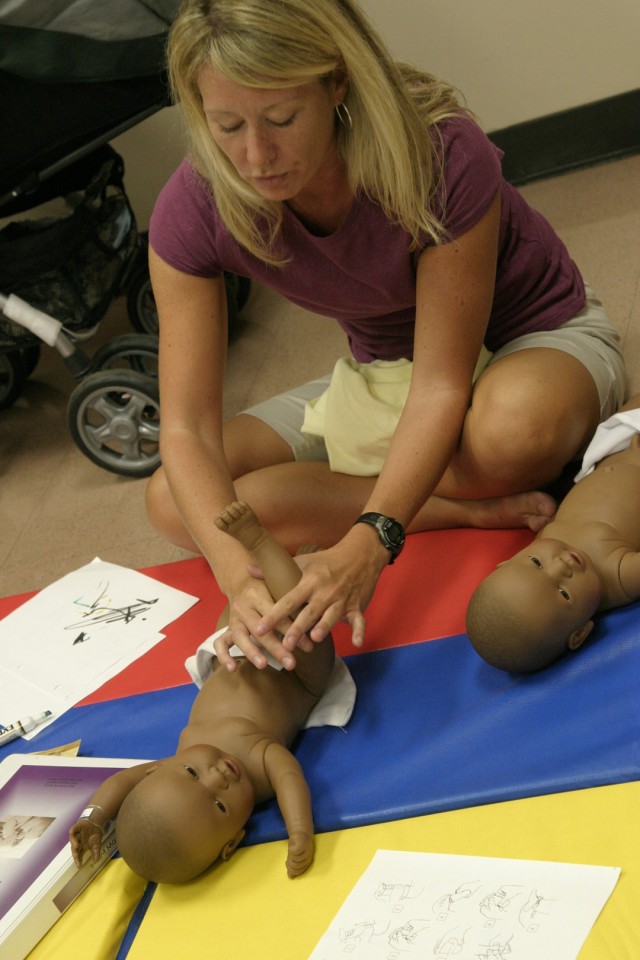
[1,154,639,598]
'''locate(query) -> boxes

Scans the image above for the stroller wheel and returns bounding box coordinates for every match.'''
[20,344,41,378]
[68,370,160,477]
[0,351,27,411]
[126,265,158,335]
[92,333,159,378]
[126,263,250,339]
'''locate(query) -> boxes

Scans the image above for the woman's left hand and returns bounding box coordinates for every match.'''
[254,528,389,650]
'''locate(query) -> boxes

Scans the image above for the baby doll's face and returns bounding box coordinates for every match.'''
[144,744,256,871]
[495,537,602,638]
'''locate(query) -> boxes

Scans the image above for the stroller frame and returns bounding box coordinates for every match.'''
[0,11,250,478]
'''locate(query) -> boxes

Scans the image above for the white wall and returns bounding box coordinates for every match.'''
[364,0,640,129]
[115,0,640,227]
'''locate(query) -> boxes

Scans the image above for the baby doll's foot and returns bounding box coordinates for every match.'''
[215,500,267,551]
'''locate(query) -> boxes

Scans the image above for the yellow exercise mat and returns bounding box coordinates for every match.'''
[125,782,639,960]
[26,859,147,960]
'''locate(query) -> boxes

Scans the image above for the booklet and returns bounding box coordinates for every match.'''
[0,752,144,960]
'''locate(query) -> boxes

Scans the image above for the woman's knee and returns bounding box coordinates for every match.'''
[462,352,600,489]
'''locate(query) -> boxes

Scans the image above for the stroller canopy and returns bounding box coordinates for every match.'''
[0,1,180,213]
[0,0,179,81]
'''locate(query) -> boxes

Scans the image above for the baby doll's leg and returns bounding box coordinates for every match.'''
[216,501,335,696]
[216,500,301,599]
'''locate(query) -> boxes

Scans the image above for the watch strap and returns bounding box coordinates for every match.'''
[354,512,405,564]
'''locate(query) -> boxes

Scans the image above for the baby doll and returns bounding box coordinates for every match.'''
[69,501,353,882]
[466,395,640,672]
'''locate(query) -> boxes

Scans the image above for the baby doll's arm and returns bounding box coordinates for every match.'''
[263,742,314,878]
[619,552,640,603]
[69,760,157,867]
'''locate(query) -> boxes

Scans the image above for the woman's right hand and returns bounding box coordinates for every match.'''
[213,563,313,671]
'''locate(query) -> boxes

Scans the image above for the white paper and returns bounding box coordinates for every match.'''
[0,559,198,736]
[309,850,620,960]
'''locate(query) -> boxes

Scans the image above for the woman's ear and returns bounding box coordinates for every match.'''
[331,67,349,106]
[567,620,594,651]
[220,828,246,862]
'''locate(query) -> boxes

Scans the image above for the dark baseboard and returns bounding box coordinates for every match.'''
[488,88,640,185]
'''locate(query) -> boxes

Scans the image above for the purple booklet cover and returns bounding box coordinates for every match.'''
[0,754,142,958]
[0,761,123,915]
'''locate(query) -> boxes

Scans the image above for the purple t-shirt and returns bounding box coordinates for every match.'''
[149,116,585,361]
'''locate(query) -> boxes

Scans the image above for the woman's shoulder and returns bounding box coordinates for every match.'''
[149,159,226,275]
[434,114,504,237]
[438,113,502,174]
[154,158,215,217]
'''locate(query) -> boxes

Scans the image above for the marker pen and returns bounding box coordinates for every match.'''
[0,710,53,746]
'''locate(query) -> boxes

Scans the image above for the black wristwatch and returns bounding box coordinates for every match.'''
[354,512,405,564]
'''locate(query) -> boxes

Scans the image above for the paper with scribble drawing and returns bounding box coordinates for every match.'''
[0,558,198,735]
[309,849,619,960]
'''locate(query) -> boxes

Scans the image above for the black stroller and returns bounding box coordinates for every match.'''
[0,2,249,477]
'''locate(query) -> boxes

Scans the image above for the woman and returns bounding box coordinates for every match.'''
[146,0,626,667]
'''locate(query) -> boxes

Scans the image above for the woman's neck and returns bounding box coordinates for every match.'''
[286,159,354,236]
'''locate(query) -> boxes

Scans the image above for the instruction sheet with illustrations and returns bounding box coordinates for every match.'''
[0,558,198,735]
[309,849,619,960]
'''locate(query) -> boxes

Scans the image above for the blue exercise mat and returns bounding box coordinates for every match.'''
[3,600,638,847]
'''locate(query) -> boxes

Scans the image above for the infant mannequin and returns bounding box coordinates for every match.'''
[466,395,640,672]
[69,502,339,882]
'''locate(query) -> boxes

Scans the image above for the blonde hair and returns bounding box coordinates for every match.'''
[167,0,465,265]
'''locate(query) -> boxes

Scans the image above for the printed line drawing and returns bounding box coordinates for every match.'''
[308,850,620,960]
[517,889,554,932]
[479,884,523,921]
[338,919,389,952]
[375,880,424,908]
[432,881,481,919]
[388,918,431,951]
[434,925,471,957]
[65,580,159,636]
[475,932,514,958]
[332,877,559,958]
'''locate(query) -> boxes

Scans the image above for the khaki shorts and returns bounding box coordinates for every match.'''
[243,284,627,464]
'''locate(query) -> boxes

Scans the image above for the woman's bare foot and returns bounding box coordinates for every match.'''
[422,490,557,533]
[483,490,557,532]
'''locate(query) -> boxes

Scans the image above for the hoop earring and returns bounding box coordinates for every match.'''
[335,101,353,129]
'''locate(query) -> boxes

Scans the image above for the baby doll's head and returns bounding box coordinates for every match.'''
[466,538,602,673]
[116,744,255,883]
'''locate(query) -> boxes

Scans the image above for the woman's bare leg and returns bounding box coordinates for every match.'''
[146,347,601,552]
[233,461,556,551]
[439,348,601,498]
[145,414,295,551]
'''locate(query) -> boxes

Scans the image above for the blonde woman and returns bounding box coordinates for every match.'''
[146,0,626,668]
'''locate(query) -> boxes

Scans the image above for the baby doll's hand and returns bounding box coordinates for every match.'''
[286,830,314,878]
[69,819,103,867]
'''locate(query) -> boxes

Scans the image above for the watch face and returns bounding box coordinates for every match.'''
[355,513,405,561]
[382,518,405,547]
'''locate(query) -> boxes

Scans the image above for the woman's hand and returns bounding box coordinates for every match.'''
[213,564,314,671]
[254,529,389,651]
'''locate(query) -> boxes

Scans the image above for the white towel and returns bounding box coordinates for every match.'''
[185,627,356,729]
[574,408,640,482]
